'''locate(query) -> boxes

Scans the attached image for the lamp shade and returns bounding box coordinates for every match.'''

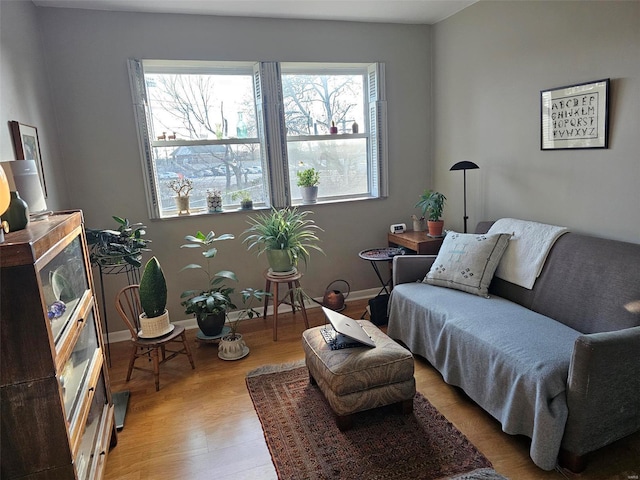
[450,161,479,171]
[0,165,11,216]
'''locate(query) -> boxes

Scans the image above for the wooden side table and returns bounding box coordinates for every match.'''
[263,269,310,341]
[388,230,444,254]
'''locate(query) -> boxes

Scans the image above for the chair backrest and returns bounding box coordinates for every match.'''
[115,285,143,339]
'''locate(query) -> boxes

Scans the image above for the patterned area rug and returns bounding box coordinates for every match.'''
[246,362,509,480]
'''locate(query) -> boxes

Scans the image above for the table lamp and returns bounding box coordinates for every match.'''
[449,161,479,233]
[0,165,11,242]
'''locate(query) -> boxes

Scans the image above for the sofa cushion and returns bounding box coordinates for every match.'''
[424,231,510,297]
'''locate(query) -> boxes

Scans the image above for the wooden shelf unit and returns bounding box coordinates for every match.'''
[1,211,117,480]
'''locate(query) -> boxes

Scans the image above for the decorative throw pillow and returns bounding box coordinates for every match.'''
[424,231,511,297]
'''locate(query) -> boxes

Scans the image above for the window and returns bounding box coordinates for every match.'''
[129,59,387,219]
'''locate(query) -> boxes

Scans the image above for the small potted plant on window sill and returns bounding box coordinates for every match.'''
[415,189,446,237]
[232,190,253,210]
[168,177,193,215]
[296,167,320,204]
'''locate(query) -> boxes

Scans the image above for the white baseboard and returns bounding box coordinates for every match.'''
[105,287,380,344]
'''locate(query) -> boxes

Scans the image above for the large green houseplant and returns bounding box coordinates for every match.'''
[138,256,172,338]
[86,216,150,267]
[415,190,447,237]
[180,230,238,336]
[242,207,323,272]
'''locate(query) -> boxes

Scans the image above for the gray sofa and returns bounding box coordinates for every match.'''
[387,222,640,472]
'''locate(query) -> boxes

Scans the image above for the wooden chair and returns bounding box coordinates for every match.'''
[115,285,195,391]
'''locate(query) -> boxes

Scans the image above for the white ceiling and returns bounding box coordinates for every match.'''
[32,0,478,25]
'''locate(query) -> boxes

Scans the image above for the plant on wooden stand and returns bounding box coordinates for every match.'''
[415,189,446,237]
[242,207,324,273]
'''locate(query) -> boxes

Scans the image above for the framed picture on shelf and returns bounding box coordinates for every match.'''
[540,78,610,150]
[9,121,47,196]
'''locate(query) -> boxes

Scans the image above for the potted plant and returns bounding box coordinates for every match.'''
[85,216,151,267]
[168,177,193,215]
[232,190,253,210]
[242,207,323,273]
[218,287,270,361]
[415,189,446,237]
[138,256,173,338]
[180,230,238,337]
[207,189,223,213]
[296,167,320,204]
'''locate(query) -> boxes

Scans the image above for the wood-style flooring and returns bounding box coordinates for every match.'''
[104,299,639,480]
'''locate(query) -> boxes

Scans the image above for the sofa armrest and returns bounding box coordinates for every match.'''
[392,255,436,286]
[563,325,640,455]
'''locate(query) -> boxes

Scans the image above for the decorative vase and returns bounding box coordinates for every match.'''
[175,196,190,215]
[266,249,295,273]
[207,194,223,213]
[412,218,425,232]
[300,186,318,205]
[197,311,226,337]
[5,191,29,232]
[427,220,444,237]
[218,334,249,360]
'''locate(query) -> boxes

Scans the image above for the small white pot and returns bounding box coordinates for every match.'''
[218,334,249,361]
[300,186,318,204]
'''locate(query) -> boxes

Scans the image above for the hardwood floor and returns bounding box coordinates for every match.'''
[104,299,639,480]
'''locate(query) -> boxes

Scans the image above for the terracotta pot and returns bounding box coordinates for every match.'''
[427,220,444,237]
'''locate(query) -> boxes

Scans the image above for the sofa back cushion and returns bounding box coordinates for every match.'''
[477,223,640,334]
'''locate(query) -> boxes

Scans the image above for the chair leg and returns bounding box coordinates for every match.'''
[182,332,195,369]
[126,344,137,382]
[152,347,160,392]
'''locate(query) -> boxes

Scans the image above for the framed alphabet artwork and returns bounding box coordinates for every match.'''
[540,78,610,150]
[9,121,47,196]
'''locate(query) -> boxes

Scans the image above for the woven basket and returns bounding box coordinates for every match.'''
[138,310,171,338]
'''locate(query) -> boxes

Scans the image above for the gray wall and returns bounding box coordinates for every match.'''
[0,0,69,208]
[4,5,432,332]
[433,0,640,242]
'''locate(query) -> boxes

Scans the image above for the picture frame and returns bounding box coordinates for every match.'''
[9,121,47,196]
[540,78,610,150]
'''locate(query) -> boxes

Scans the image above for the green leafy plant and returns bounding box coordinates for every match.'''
[85,216,150,267]
[226,287,271,340]
[242,207,324,267]
[296,168,320,187]
[179,231,238,321]
[139,256,167,318]
[415,190,446,221]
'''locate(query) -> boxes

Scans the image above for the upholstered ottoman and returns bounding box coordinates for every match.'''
[302,319,416,430]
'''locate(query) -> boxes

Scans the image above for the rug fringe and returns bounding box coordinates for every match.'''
[246,359,306,378]
[446,467,510,480]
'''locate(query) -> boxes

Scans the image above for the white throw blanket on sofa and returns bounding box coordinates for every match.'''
[488,218,568,289]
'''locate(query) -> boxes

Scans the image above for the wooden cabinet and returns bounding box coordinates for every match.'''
[388,230,444,254]
[1,211,117,479]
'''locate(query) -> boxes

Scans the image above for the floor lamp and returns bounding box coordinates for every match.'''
[449,161,479,233]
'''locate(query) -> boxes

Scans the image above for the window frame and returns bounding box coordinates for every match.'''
[128,59,387,219]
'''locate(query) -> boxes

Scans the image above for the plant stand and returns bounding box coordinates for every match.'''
[195,326,231,347]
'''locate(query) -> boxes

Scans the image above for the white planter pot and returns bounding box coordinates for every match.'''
[138,309,173,338]
[218,334,249,360]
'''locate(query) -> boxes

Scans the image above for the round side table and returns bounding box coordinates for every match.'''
[263,269,310,341]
